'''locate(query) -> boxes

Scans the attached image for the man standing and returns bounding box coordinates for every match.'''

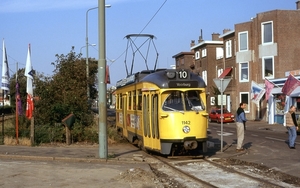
[286,105,298,149]
[236,102,247,152]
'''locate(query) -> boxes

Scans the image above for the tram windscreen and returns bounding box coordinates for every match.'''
[162,90,205,112]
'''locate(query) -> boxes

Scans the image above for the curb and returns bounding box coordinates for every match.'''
[0,154,147,164]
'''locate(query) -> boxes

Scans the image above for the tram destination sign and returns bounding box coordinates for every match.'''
[169,81,198,88]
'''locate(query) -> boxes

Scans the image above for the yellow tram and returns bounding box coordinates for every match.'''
[115,69,209,156]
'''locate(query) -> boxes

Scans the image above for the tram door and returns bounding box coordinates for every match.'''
[143,93,160,150]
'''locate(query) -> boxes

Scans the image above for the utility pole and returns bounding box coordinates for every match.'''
[98,0,108,159]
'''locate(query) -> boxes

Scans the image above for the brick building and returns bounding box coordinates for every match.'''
[173,1,300,123]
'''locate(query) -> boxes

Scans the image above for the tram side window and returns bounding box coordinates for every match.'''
[138,89,142,110]
[116,94,118,109]
[133,90,136,110]
[119,94,123,109]
[128,91,132,110]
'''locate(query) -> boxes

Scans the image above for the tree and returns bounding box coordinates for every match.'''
[33,47,98,127]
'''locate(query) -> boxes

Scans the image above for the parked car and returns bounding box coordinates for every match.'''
[209,108,235,123]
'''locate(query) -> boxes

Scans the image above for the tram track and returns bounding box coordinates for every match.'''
[147,154,293,188]
[150,155,218,188]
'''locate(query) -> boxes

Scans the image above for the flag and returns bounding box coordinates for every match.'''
[281,74,300,96]
[251,81,265,104]
[25,44,34,119]
[264,79,274,101]
[26,94,34,119]
[16,81,23,115]
[1,39,10,93]
[105,65,110,84]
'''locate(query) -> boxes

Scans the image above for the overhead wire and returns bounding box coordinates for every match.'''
[109,0,168,66]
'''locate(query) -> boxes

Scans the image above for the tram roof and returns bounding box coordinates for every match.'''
[140,69,206,88]
[116,69,206,89]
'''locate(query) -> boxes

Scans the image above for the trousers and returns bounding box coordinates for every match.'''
[287,126,297,147]
[236,122,245,149]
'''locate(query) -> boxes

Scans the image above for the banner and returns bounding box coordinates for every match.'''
[251,81,265,104]
[1,39,10,92]
[281,74,300,96]
[105,65,110,84]
[264,79,274,101]
[25,44,34,119]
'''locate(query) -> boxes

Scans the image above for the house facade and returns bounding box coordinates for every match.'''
[173,1,300,123]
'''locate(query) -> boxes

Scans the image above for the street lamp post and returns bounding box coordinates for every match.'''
[80,44,96,54]
[86,4,111,101]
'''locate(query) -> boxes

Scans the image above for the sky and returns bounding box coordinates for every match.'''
[0,0,297,87]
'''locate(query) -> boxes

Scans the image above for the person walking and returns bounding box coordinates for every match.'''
[286,105,298,149]
[236,102,247,152]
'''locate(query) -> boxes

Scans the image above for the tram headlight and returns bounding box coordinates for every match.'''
[182,126,190,133]
[166,71,176,79]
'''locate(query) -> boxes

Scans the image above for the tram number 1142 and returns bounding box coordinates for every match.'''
[182,121,191,125]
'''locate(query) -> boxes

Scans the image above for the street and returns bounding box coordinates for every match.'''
[208,121,300,177]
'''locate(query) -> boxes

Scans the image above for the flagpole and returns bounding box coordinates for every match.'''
[1,39,10,145]
[1,90,4,144]
[25,44,34,145]
[16,63,19,144]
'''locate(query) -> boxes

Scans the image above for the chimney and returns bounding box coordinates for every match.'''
[223,29,231,34]
[198,29,204,43]
[190,40,195,47]
[212,33,220,41]
[297,0,300,10]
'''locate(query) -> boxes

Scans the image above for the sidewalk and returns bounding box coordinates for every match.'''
[0,143,147,163]
[0,120,297,182]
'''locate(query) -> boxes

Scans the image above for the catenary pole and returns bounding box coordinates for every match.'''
[98,0,107,159]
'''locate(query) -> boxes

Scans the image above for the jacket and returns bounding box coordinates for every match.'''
[236,107,247,123]
[286,111,298,127]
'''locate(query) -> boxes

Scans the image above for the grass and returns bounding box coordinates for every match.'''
[0,115,123,146]
[4,136,31,146]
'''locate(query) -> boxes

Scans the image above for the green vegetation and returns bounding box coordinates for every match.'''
[3,47,118,145]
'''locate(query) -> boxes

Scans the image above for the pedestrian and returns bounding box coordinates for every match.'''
[286,105,298,149]
[236,102,247,152]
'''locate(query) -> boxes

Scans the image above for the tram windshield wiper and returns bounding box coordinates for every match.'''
[163,106,184,114]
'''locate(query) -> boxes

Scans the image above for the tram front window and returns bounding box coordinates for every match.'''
[163,90,205,112]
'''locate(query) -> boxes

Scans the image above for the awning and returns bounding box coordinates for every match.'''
[219,67,232,78]
[271,86,300,96]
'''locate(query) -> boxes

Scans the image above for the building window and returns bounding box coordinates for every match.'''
[202,48,207,57]
[217,68,223,77]
[263,56,274,79]
[181,58,184,65]
[239,62,249,82]
[195,51,200,60]
[202,70,207,85]
[238,31,248,51]
[240,92,249,113]
[225,40,232,58]
[262,21,273,44]
[216,47,223,60]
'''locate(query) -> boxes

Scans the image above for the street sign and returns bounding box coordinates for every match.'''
[213,78,231,93]
[213,78,231,152]
[218,95,226,105]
